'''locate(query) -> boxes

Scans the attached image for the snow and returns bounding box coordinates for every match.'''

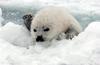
[0,21,100,65]
[0,22,33,47]
[0,0,100,65]
[0,8,100,64]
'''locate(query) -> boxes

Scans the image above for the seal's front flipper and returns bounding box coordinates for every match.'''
[65,27,79,39]
[23,14,33,31]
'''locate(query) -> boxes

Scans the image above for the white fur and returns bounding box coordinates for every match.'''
[31,6,82,42]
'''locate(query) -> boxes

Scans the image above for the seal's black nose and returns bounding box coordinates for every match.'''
[36,35,44,42]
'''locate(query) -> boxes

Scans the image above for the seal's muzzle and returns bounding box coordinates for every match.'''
[36,35,45,42]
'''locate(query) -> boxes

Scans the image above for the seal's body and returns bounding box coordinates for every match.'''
[23,7,82,42]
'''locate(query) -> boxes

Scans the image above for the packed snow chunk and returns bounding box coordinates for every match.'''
[0,8,2,16]
[0,39,29,65]
[0,8,4,26]
[0,22,33,47]
[74,22,100,42]
[85,22,100,33]
[0,39,14,65]
[71,22,100,65]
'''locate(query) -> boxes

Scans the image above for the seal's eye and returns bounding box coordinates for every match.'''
[44,28,50,32]
[33,29,37,32]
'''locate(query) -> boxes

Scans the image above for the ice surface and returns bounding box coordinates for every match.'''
[0,14,100,65]
[0,0,100,28]
[0,0,100,13]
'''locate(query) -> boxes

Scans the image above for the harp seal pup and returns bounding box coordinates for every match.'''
[23,6,82,42]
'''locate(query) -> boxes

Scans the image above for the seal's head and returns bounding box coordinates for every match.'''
[31,21,56,42]
[22,14,58,42]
